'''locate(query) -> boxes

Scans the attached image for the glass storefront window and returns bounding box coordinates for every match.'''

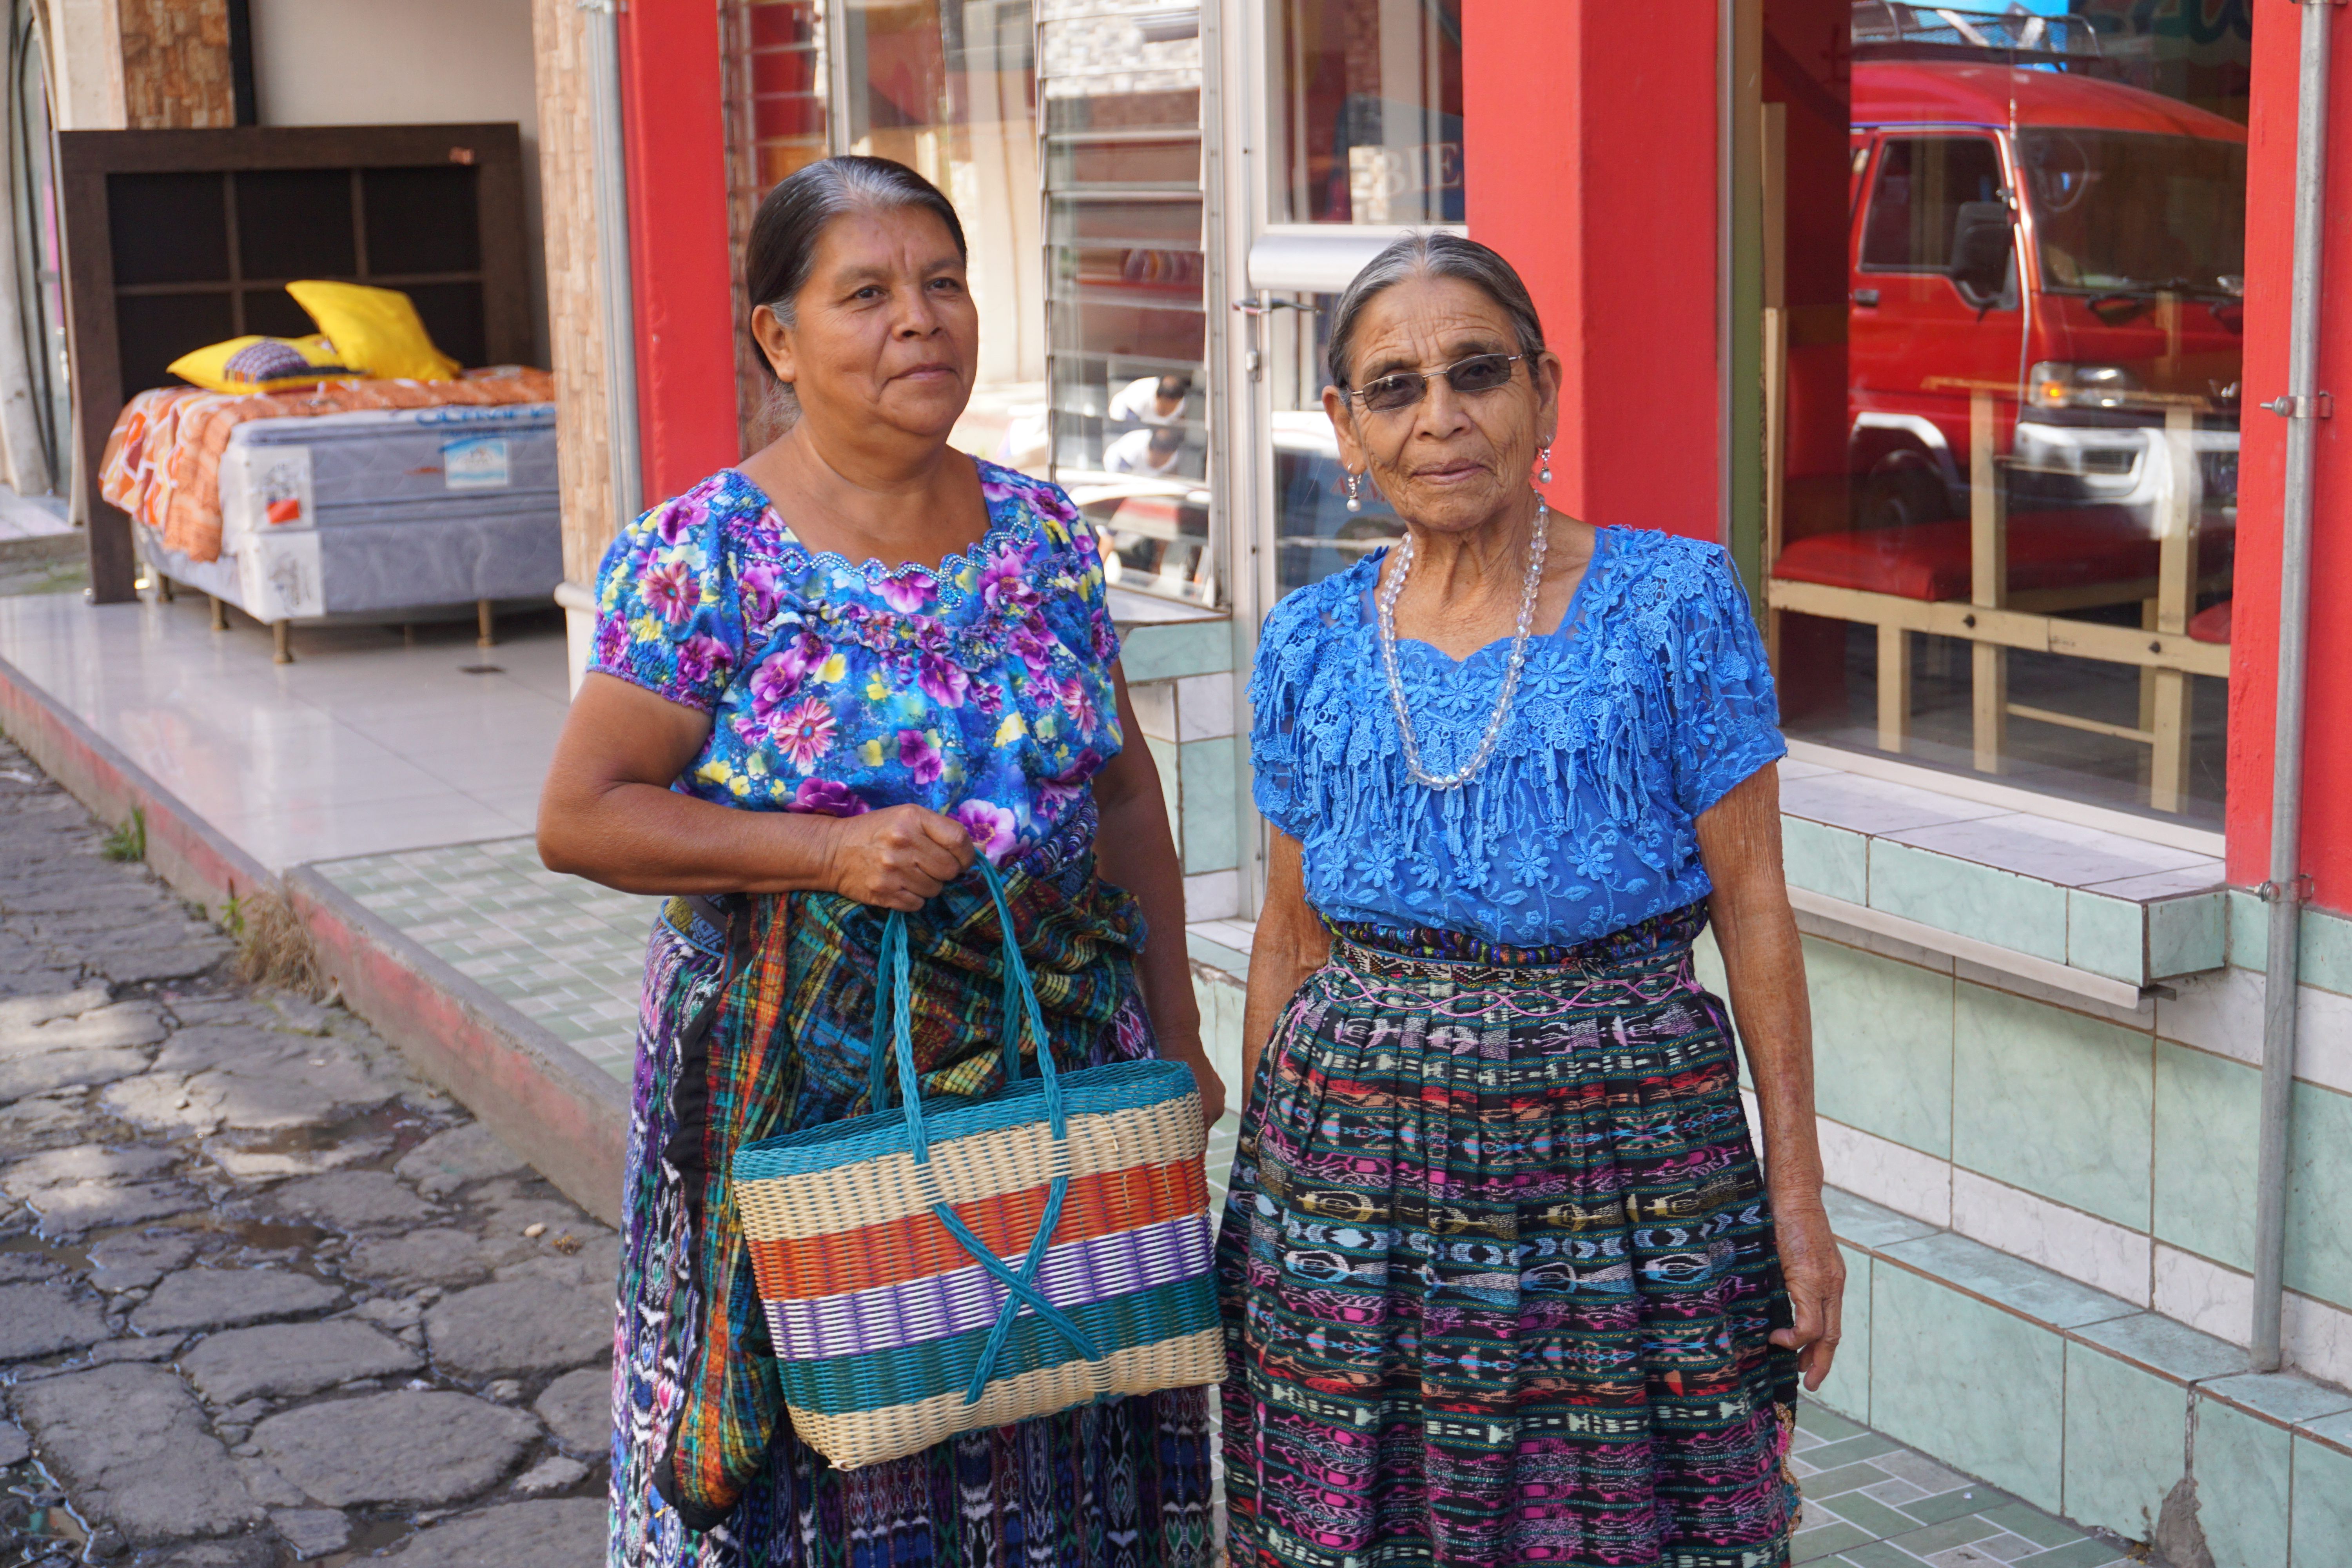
[1276,0,1463,225]
[1040,0,1213,606]
[720,0,1044,457]
[722,0,829,449]
[1766,2,2249,824]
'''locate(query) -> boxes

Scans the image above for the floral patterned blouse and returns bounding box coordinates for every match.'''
[588,462,1123,864]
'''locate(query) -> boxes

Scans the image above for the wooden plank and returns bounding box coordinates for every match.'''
[2149,668,2194,813]
[1877,622,1911,754]
[58,132,134,602]
[1764,578,2233,678]
[534,0,622,587]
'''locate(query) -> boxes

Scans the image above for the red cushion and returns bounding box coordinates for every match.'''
[2190,599,2232,644]
[1772,507,2236,602]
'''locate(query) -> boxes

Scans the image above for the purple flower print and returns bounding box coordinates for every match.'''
[639,558,698,622]
[1009,619,1056,673]
[771,697,837,773]
[1055,675,1098,731]
[674,635,731,687]
[788,777,868,817]
[878,570,936,614]
[898,729,944,786]
[976,543,1039,613]
[1039,750,1102,812]
[654,496,707,547]
[749,638,818,717]
[739,563,783,631]
[954,799,1019,864]
[593,614,629,668]
[918,653,970,708]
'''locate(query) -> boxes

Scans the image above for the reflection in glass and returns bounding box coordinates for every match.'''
[1277,0,1464,225]
[1767,16,2248,824]
[1040,0,1212,606]
[722,0,829,448]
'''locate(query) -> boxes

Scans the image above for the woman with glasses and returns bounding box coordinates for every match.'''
[1218,232,1842,1568]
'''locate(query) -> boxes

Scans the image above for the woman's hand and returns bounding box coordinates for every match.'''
[820,805,976,910]
[1155,1030,1227,1133]
[1769,1201,1847,1391]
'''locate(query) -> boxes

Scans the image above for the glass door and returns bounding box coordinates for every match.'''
[1038,0,1215,607]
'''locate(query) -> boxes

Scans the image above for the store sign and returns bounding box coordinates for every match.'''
[1347,141,1464,224]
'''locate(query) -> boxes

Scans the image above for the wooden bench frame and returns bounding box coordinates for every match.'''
[1764,385,2229,815]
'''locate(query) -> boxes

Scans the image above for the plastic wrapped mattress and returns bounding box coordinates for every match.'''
[149,402,564,621]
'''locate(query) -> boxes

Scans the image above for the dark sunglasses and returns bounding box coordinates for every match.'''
[1346,352,1525,414]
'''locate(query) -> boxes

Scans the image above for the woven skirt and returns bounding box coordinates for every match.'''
[1216,906,1799,1568]
[610,880,1215,1568]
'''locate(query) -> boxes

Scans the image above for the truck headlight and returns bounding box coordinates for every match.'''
[2029,361,2141,411]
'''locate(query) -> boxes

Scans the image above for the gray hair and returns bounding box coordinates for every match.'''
[743,156,968,430]
[1325,232,1547,393]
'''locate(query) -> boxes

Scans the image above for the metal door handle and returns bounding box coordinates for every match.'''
[1853,289,1882,307]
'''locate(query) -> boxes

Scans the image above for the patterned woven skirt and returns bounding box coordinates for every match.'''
[1216,906,1799,1568]
[609,823,1214,1568]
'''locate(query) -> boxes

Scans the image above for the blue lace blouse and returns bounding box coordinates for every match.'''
[1249,526,1786,946]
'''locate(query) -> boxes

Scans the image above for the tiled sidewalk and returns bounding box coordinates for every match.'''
[1791,1405,2134,1566]
[312,835,658,1080]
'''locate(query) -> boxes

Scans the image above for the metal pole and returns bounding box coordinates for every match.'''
[2252,0,2335,1376]
[583,0,643,528]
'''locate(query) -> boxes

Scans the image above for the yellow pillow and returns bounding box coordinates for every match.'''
[167,334,359,393]
[286,279,460,381]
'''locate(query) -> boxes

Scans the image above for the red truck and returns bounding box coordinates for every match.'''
[1845,58,2245,529]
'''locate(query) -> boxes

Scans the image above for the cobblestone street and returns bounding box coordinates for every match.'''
[0,732,613,1566]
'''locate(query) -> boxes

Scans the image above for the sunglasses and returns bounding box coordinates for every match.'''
[1346,352,1525,415]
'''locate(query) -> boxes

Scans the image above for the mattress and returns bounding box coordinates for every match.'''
[203,402,564,620]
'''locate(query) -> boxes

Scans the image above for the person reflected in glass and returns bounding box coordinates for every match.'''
[1109,372,1192,428]
[1220,233,1842,1568]
[538,155,1220,1568]
[1105,424,1188,478]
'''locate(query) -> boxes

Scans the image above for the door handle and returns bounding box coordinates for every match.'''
[1853,289,1882,307]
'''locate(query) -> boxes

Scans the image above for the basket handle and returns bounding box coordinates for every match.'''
[869,864,1101,1401]
[864,860,1065,1141]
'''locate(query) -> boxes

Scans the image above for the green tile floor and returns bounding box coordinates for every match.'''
[315,840,2139,1568]
[1789,1405,2135,1566]
[313,836,661,1081]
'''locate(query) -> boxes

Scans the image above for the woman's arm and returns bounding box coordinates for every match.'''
[1092,668,1223,1126]
[1241,831,1330,1111]
[538,675,974,909]
[1696,763,1845,1392]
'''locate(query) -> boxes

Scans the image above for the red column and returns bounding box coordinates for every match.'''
[2231,0,2352,909]
[618,0,742,507]
[1463,2,1723,540]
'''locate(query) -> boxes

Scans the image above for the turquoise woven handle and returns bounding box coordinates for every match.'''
[869,862,1102,1401]
[863,861,1049,1122]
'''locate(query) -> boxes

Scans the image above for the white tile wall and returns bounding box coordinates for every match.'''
[1174,672,1236,741]
[2158,965,2352,1096]
[1183,868,1240,922]
[1949,1169,2152,1307]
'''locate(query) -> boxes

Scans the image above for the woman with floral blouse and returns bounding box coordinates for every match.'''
[537,156,1220,1568]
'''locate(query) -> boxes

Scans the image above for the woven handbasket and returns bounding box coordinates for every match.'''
[731,864,1220,1472]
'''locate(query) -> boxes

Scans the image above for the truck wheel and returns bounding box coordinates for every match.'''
[1857,459,1950,530]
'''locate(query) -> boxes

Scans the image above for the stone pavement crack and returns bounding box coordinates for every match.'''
[0,736,615,1568]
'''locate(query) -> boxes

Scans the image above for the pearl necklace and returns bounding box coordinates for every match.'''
[1375,497,1550,791]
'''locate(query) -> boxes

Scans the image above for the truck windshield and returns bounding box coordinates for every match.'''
[2018,129,2246,296]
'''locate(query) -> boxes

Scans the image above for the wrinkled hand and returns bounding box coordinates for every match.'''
[822,805,976,911]
[1160,1034,1227,1134]
[1771,1202,1847,1391]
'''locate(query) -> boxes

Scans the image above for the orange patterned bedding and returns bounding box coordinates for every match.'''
[99,369,557,564]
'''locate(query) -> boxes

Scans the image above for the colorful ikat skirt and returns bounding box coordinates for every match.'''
[1216,904,1800,1568]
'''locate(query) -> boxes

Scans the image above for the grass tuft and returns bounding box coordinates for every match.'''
[100,806,146,862]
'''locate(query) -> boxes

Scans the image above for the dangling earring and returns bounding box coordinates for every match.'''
[1344,472,1364,514]
[1537,445,1553,486]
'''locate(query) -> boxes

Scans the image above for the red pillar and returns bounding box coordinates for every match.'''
[2231,0,2352,910]
[618,0,742,507]
[1463,2,1723,541]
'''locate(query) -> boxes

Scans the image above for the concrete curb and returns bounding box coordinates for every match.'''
[0,644,272,916]
[0,644,627,1226]
[286,868,626,1226]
